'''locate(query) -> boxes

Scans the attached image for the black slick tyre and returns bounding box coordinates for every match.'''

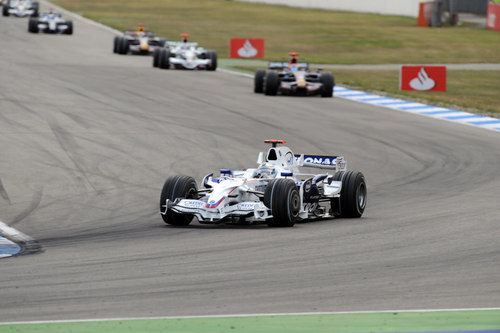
[158,49,170,69]
[254,69,266,93]
[152,48,161,67]
[332,171,367,218]
[2,2,9,16]
[264,70,279,96]
[113,36,119,53]
[264,178,300,227]
[160,175,198,226]
[319,72,334,97]
[64,21,73,35]
[31,1,38,17]
[119,37,129,54]
[206,50,217,71]
[28,18,38,33]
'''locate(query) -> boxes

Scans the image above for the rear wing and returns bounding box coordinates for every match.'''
[268,62,309,70]
[294,154,346,171]
[166,41,199,48]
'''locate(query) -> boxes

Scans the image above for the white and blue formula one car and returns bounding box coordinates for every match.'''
[153,33,217,71]
[28,11,72,34]
[2,0,38,17]
[160,140,366,227]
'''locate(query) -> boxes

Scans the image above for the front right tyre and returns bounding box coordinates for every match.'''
[254,69,266,93]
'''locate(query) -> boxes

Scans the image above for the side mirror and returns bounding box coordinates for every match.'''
[257,152,264,165]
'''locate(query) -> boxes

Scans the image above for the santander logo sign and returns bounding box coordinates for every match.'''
[400,66,446,92]
[409,68,436,91]
[237,40,258,58]
[230,38,264,58]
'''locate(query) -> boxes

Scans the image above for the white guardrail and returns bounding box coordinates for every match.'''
[236,0,423,17]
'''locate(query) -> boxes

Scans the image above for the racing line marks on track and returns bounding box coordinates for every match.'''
[0,221,42,258]
[335,87,500,133]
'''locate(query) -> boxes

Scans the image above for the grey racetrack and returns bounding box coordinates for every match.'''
[0,7,499,322]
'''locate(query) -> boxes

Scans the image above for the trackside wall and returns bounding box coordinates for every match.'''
[236,0,423,17]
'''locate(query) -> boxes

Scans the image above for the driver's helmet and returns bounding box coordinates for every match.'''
[257,163,275,177]
[181,33,189,43]
[137,23,145,33]
[48,7,54,14]
[289,52,299,65]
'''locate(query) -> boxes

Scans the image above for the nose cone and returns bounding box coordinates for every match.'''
[297,79,306,88]
[140,42,149,50]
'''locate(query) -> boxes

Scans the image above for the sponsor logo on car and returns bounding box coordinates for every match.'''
[237,203,255,210]
[182,200,205,209]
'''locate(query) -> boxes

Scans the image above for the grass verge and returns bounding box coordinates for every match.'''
[52,0,500,64]
[1,310,499,333]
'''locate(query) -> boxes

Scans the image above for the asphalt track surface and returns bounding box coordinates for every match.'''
[0,7,499,322]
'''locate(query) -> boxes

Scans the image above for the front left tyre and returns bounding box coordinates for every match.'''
[160,175,198,226]
[332,171,367,218]
[264,178,300,227]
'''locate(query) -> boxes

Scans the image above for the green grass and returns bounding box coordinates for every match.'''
[231,64,500,114]
[52,0,500,64]
[1,310,499,333]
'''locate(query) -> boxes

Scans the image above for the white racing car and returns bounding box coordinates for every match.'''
[160,140,366,227]
[2,0,38,17]
[28,10,72,34]
[153,33,217,71]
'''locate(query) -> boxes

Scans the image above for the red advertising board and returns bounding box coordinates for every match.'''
[417,1,433,27]
[230,38,264,58]
[487,2,500,31]
[400,66,446,92]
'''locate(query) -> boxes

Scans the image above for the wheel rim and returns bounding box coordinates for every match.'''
[289,190,300,218]
[356,182,367,211]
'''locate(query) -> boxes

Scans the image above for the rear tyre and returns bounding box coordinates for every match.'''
[152,47,161,67]
[254,69,266,93]
[64,21,73,35]
[2,2,9,16]
[264,179,300,227]
[31,1,38,17]
[158,49,170,69]
[28,18,38,33]
[319,72,334,97]
[206,50,217,71]
[264,70,279,96]
[332,171,367,218]
[160,175,198,226]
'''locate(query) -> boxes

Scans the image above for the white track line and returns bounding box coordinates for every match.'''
[1,307,499,325]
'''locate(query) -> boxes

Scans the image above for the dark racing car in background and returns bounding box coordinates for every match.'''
[254,52,335,97]
[113,24,166,55]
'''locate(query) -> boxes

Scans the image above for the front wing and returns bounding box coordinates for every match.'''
[169,58,211,69]
[162,199,270,223]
